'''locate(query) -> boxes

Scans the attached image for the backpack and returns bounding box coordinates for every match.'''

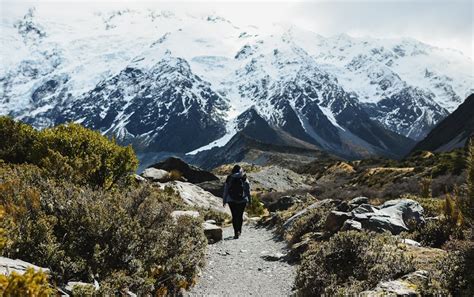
[228,176,245,201]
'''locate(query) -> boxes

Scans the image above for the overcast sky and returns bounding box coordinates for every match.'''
[2,0,473,58]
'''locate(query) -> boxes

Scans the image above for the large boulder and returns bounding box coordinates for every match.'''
[149,157,218,184]
[140,168,169,182]
[352,199,425,235]
[203,222,223,243]
[196,179,225,197]
[158,181,230,215]
[0,256,49,276]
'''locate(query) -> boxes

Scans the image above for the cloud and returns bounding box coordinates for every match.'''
[2,0,472,57]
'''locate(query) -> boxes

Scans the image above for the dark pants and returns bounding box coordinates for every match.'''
[228,202,246,235]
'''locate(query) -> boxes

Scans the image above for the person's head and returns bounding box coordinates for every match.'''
[231,164,241,174]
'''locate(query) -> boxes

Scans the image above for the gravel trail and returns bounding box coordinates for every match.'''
[187,224,296,297]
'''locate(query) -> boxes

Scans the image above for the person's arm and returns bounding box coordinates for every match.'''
[222,180,229,206]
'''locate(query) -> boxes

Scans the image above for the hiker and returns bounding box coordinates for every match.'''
[223,165,251,239]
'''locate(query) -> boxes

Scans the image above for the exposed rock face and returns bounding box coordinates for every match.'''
[158,181,229,215]
[150,157,218,184]
[203,222,223,243]
[196,179,225,197]
[140,168,169,182]
[0,257,49,276]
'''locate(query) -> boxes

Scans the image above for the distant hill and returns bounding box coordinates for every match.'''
[411,94,474,152]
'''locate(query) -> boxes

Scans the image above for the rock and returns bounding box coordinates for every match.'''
[350,199,425,235]
[140,168,169,182]
[158,181,230,215]
[203,222,223,243]
[341,219,362,231]
[150,157,218,184]
[205,219,217,224]
[361,270,429,296]
[171,210,200,221]
[335,201,350,212]
[0,256,50,276]
[133,174,147,183]
[401,238,422,247]
[196,179,225,197]
[283,199,336,229]
[349,196,369,206]
[351,203,379,214]
[268,196,300,212]
[64,281,97,293]
[261,252,286,261]
[325,211,353,232]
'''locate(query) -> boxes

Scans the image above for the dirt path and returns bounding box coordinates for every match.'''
[187,223,296,297]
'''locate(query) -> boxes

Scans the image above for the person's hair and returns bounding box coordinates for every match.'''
[231,164,241,174]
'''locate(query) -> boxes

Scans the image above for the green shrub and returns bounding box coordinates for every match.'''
[0,117,138,189]
[295,231,415,295]
[0,116,37,164]
[193,207,230,226]
[460,139,474,225]
[423,240,474,296]
[0,268,54,296]
[246,194,265,217]
[0,163,206,295]
[286,204,332,244]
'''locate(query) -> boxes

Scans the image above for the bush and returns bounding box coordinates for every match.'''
[286,204,332,244]
[460,139,474,225]
[423,240,474,296]
[295,231,415,295]
[194,207,230,226]
[0,163,206,295]
[246,194,265,217]
[0,268,54,296]
[0,117,138,189]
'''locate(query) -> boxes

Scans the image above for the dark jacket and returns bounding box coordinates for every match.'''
[223,172,251,204]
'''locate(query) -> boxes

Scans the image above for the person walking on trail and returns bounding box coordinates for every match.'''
[223,165,251,239]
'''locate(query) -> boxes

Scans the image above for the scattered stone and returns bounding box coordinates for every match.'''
[349,196,369,206]
[267,196,300,212]
[0,257,49,276]
[325,211,352,233]
[203,222,223,243]
[133,174,147,183]
[261,252,286,262]
[171,210,200,221]
[140,168,169,182]
[335,201,350,212]
[351,203,379,215]
[401,238,421,247]
[150,157,218,184]
[64,281,98,293]
[205,219,217,224]
[341,219,362,231]
[361,270,429,296]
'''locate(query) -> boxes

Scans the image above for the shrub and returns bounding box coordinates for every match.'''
[295,231,415,295]
[194,207,230,226]
[246,194,265,217]
[0,268,54,296]
[0,116,37,164]
[423,240,474,296]
[460,139,474,225]
[286,204,332,244]
[0,117,138,189]
[0,163,206,295]
[167,169,183,181]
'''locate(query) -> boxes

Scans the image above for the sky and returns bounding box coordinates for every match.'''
[1,0,473,58]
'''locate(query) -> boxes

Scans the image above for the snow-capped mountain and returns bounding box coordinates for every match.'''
[1,7,472,163]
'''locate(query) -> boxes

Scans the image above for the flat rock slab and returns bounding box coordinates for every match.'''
[0,256,49,276]
[186,226,295,296]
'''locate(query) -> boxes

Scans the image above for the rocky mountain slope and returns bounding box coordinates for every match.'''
[412,94,474,152]
[1,7,472,163]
